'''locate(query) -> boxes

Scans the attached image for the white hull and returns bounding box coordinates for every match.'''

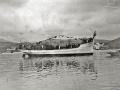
[20,42,93,56]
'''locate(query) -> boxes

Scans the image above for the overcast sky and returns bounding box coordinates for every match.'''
[0,0,120,42]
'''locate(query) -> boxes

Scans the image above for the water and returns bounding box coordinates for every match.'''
[0,51,120,90]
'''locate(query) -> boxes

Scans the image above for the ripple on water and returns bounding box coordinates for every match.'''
[1,52,120,90]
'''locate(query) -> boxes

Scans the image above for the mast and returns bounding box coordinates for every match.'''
[93,31,97,47]
[93,31,97,40]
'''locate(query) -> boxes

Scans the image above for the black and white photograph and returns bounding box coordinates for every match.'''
[0,0,120,90]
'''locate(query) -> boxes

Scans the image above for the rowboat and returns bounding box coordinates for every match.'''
[20,31,97,57]
[107,50,120,56]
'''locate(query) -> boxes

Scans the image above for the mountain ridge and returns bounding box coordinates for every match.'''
[0,37,120,52]
[105,37,120,49]
[0,38,18,52]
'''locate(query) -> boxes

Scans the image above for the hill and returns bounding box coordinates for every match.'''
[94,39,110,44]
[1,37,118,52]
[41,38,83,46]
[0,38,9,42]
[105,37,120,49]
[0,38,18,52]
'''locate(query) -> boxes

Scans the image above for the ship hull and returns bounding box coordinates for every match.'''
[20,42,93,57]
[22,53,93,57]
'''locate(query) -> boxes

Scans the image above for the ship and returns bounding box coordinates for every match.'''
[20,31,97,57]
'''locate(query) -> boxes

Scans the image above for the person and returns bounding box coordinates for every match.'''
[19,43,22,49]
[59,45,61,49]
[82,39,87,44]
[66,45,68,49]
[78,43,80,47]
[31,45,35,50]
[42,45,46,50]
[56,45,58,49]
[88,38,93,43]
[26,44,31,50]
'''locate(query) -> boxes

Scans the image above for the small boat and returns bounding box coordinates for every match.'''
[7,48,19,53]
[20,32,97,57]
[107,50,120,56]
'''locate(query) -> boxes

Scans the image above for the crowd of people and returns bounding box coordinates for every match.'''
[18,37,93,50]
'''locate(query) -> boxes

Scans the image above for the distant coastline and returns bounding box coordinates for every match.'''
[0,37,120,52]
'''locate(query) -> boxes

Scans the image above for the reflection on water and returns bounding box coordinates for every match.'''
[1,51,120,90]
[19,56,97,80]
[5,52,120,90]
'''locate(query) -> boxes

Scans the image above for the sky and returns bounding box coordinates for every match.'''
[0,0,120,42]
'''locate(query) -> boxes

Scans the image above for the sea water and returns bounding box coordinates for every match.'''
[0,51,120,90]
